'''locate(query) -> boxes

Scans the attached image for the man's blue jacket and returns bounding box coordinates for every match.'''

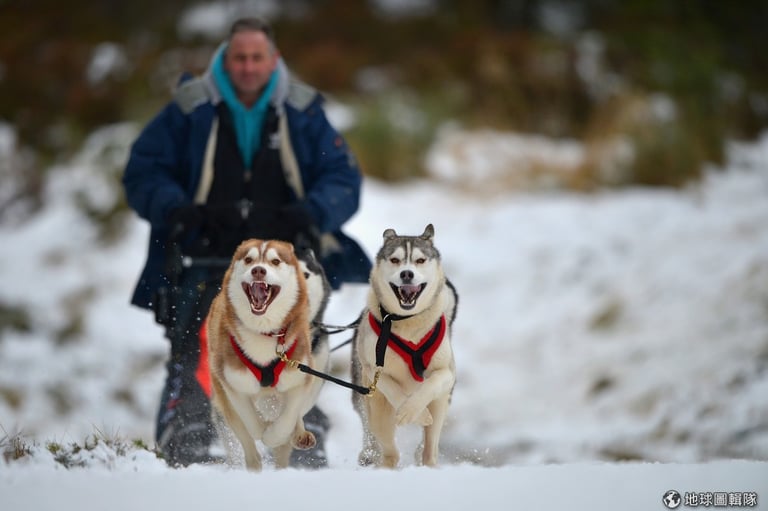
[123,63,371,310]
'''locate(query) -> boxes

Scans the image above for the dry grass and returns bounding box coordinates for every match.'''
[578,92,707,189]
[1,427,157,469]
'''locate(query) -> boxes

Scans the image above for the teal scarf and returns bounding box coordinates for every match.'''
[212,46,278,170]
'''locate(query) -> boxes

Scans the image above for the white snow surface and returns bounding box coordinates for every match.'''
[1,126,768,509]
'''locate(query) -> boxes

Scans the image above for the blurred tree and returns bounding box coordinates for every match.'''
[0,0,187,157]
[0,0,765,187]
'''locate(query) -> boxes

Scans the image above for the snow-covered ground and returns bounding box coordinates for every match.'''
[3,456,765,511]
[1,126,768,508]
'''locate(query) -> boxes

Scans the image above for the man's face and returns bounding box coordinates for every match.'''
[224,30,278,100]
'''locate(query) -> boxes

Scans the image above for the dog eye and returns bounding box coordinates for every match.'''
[389,257,400,265]
[415,258,426,264]
[244,256,253,264]
[304,272,310,279]
[271,258,281,266]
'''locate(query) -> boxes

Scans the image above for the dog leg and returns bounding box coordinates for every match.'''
[396,395,434,426]
[271,420,316,469]
[213,408,245,466]
[213,380,264,471]
[229,415,263,471]
[371,372,429,424]
[357,398,382,466]
[271,442,293,469]
[396,368,454,426]
[354,394,381,466]
[262,387,308,448]
[421,394,450,467]
[397,401,433,426]
[367,391,399,469]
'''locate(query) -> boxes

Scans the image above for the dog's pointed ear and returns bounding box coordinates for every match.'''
[383,228,397,239]
[421,224,435,241]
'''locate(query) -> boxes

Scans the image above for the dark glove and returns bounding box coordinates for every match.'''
[277,203,312,235]
[242,202,311,243]
[167,204,205,241]
[167,203,239,257]
[163,204,204,281]
[276,202,320,254]
[242,204,282,240]
[202,204,248,256]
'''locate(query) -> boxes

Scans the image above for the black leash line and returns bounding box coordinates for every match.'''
[313,313,361,353]
[279,307,412,396]
[330,338,352,353]
[312,314,362,336]
[296,361,372,395]
[277,348,372,395]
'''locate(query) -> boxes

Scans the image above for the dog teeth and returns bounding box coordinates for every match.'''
[252,282,271,302]
[243,281,278,315]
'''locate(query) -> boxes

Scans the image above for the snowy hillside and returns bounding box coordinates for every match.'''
[1,125,767,508]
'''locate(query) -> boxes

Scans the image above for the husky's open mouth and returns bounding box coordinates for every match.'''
[242,281,281,315]
[390,282,426,310]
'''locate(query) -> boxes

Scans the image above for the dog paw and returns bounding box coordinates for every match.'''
[262,425,290,448]
[416,409,433,426]
[396,404,433,426]
[292,431,316,450]
[358,449,380,467]
[382,453,399,469]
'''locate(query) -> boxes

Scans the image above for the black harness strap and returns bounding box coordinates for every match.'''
[375,307,412,367]
[254,359,281,388]
[369,307,445,381]
[380,319,444,380]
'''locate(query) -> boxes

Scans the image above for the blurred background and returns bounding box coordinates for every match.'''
[2,0,767,201]
[2,0,768,463]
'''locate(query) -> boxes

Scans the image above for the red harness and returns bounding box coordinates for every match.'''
[368,313,446,381]
[229,334,297,388]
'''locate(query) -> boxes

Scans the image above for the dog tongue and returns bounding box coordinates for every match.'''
[399,284,421,303]
[250,282,270,309]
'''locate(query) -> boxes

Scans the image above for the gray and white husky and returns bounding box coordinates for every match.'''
[297,247,331,405]
[351,224,458,468]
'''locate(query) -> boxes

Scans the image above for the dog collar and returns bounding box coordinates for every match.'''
[368,312,447,382]
[229,335,297,387]
[265,328,287,339]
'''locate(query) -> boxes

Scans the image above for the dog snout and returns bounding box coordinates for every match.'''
[400,269,414,282]
[251,265,267,280]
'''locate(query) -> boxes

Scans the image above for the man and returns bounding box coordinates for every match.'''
[123,17,371,467]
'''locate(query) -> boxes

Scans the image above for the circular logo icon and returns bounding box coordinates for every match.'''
[663,490,682,509]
